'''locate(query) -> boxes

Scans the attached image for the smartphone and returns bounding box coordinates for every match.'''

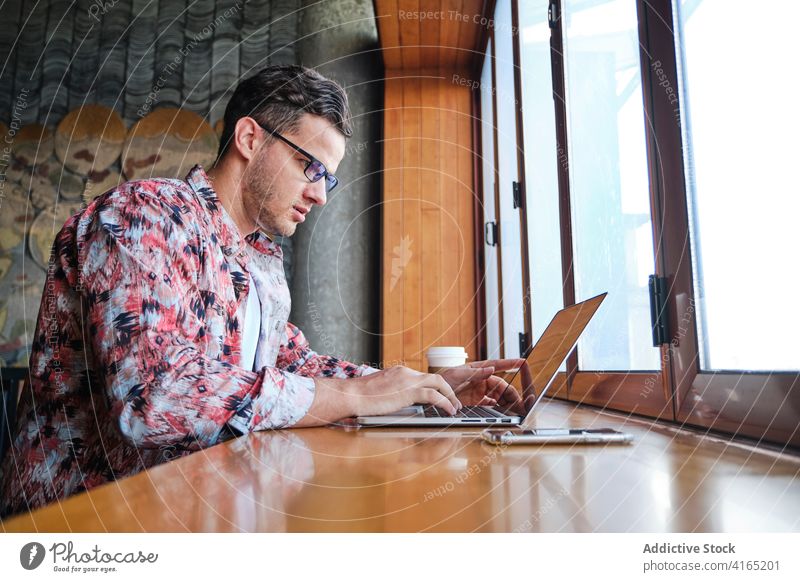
[481,427,633,446]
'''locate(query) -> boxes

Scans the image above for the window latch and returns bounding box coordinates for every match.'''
[519,331,531,358]
[548,1,559,29]
[648,274,670,346]
[512,181,523,209]
[484,221,498,247]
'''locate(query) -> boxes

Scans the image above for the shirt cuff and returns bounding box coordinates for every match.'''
[359,365,381,376]
[227,369,316,433]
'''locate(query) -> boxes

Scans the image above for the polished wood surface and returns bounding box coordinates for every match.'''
[375,0,486,70]
[3,399,798,532]
[376,0,489,370]
[381,70,478,370]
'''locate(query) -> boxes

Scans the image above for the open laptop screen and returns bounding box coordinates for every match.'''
[503,292,607,423]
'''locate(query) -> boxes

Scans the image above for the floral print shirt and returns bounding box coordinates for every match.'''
[0,165,374,518]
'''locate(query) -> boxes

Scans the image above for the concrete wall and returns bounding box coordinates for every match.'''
[290,0,383,367]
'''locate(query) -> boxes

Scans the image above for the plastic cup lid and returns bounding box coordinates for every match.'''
[426,346,468,355]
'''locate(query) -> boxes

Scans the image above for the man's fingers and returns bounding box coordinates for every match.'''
[424,373,462,412]
[494,375,521,398]
[418,388,457,415]
[468,358,525,371]
[485,375,513,400]
[449,366,495,384]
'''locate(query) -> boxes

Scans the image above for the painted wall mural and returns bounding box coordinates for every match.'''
[0,0,300,367]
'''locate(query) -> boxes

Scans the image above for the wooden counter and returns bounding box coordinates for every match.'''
[2,399,799,532]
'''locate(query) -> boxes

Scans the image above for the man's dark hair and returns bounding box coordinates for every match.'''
[217,64,353,159]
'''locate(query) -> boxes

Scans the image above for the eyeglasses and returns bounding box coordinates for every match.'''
[256,122,339,193]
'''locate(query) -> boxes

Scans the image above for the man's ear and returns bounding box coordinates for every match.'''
[233,117,263,162]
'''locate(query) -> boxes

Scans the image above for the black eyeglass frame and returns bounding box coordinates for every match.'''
[255,121,339,192]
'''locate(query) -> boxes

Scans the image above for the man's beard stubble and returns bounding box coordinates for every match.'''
[242,149,287,237]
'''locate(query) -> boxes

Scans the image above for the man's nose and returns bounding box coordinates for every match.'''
[304,179,327,206]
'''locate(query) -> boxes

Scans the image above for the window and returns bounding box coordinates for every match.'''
[480,38,502,359]
[673,0,800,371]
[518,0,564,349]
[561,0,659,371]
[494,0,526,359]
[662,0,800,445]
[476,0,799,446]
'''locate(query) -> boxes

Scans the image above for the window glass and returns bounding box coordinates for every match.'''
[494,0,525,358]
[562,0,660,370]
[480,39,502,359]
[519,0,565,353]
[673,0,800,371]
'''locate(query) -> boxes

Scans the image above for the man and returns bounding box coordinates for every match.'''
[0,65,522,518]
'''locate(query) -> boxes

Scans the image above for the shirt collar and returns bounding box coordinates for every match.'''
[185,164,283,259]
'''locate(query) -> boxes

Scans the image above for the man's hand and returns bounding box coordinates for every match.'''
[439,358,527,415]
[294,366,463,427]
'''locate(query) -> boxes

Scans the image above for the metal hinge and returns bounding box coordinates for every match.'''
[512,181,523,209]
[484,221,498,247]
[548,0,559,28]
[648,274,670,346]
[519,331,531,358]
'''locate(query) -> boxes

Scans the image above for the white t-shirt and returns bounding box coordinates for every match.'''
[234,238,379,377]
[239,281,261,371]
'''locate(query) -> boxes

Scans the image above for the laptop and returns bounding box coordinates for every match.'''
[356,292,607,427]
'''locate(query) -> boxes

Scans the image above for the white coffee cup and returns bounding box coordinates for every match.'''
[426,346,468,373]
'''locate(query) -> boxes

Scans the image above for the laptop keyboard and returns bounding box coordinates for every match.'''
[422,405,507,419]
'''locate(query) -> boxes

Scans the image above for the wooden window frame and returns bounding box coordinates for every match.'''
[537,0,669,416]
[637,0,800,447]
